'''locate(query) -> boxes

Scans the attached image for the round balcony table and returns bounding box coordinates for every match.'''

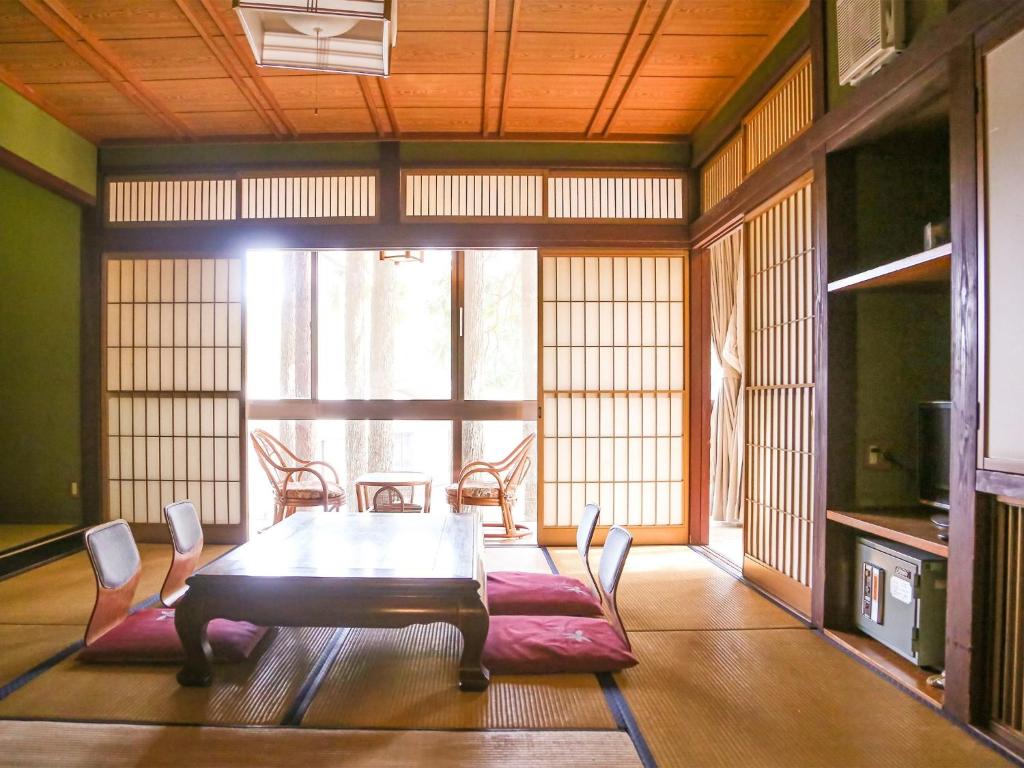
[354,471,433,514]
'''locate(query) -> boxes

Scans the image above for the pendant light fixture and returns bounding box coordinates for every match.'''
[378,250,422,265]
[234,1,398,77]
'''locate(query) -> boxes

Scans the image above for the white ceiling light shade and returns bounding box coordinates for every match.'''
[234,1,398,77]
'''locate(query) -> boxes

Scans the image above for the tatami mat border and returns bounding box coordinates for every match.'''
[284,629,349,726]
[542,545,656,768]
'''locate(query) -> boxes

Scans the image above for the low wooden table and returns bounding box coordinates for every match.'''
[174,510,489,691]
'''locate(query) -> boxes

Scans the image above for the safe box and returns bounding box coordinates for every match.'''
[854,536,947,669]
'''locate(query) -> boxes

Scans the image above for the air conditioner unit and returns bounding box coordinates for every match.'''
[836,0,905,86]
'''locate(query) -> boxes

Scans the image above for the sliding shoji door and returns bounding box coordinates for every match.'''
[539,250,688,546]
[104,255,246,543]
[743,174,815,616]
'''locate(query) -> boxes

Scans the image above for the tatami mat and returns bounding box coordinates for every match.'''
[0,720,641,768]
[0,627,333,726]
[0,544,231,626]
[0,525,75,553]
[550,545,804,631]
[0,624,83,687]
[617,629,1010,768]
[302,623,615,731]
[483,546,551,574]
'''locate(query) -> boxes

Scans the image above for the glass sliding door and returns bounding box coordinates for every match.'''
[246,249,537,537]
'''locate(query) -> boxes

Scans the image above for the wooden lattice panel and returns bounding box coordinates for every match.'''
[241,173,377,219]
[700,132,744,214]
[743,54,813,175]
[107,178,236,224]
[548,175,686,221]
[403,172,544,219]
[743,178,815,598]
[104,256,244,528]
[540,253,687,536]
[990,499,1024,734]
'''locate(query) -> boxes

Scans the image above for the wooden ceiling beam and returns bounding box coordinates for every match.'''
[482,0,497,136]
[194,0,298,137]
[600,0,680,138]
[172,0,285,138]
[497,0,522,137]
[586,0,652,137]
[0,65,97,142]
[19,0,192,138]
[357,77,385,137]
[376,78,400,138]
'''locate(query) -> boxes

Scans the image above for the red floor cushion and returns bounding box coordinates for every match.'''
[483,615,638,674]
[487,571,603,617]
[78,608,268,664]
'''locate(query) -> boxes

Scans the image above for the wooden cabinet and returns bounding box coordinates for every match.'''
[979,25,1024,475]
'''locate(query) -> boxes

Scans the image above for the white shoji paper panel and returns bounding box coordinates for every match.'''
[743,180,815,589]
[241,174,377,219]
[106,396,241,526]
[547,176,685,220]
[541,253,686,531]
[105,258,242,393]
[404,173,544,218]
[105,256,244,528]
[107,179,236,223]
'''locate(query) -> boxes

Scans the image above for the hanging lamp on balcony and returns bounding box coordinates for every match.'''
[234,1,398,77]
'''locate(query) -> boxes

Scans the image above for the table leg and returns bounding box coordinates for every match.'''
[175,591,213,687]
[456,598,490,691]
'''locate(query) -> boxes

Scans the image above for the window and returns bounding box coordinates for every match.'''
[464,249,537,400]
[245,250,312,400]
[246,249,539,537]
[318,250,452,400]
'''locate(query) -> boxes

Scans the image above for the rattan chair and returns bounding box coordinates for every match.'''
[250,429,346,525]
[446,432,535,539]
[371,485,417,513]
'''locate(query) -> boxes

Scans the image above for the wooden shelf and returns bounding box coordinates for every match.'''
[827,243,952,293]
[825,628,944,708]
[826,507,949,557]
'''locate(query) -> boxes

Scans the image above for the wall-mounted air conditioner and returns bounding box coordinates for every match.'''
[836,0,905,86]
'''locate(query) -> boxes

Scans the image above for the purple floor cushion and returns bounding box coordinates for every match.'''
[78,608,268,664]
[483,615,638,674]
[487,571,603,617]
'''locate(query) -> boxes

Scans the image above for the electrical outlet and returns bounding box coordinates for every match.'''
[70,481,79,498]
[866,445,892,470]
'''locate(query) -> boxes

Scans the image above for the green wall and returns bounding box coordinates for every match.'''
[854,287,950,508]
[0,83,97,199]
[0,166,83,525]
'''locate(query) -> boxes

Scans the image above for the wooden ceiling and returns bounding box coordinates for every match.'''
[0,0,807,143]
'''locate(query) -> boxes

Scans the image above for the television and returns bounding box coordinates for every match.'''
[918,401,951,510]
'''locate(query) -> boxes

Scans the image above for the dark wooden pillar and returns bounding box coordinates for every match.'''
[945,39,987,725]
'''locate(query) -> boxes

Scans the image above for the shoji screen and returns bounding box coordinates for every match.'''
[742,175,815,616]
[539,251,687,546]
[104,256,245,543]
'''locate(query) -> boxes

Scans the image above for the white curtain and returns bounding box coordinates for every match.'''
[709,228,744,524]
